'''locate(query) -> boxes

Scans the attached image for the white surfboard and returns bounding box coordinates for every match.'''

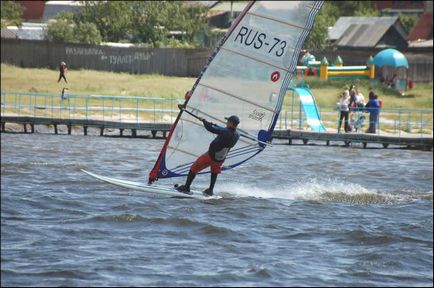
[81,169,221,200]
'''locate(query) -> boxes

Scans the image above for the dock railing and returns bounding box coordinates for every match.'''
[276,104,433,138]
[2,90,433,138]
[1,91,181,124]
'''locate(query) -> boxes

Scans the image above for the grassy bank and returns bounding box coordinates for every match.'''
[1,64,432,110]
[1,64,196,99]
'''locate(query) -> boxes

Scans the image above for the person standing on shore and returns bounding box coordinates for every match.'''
[365,92,381,134]
[337,90,351,133]
[57,61,68,83]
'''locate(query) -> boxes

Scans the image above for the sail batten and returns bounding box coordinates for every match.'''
[247,12,310,31]
[220,47,289,71]
[198,83,276,113]
[148,1,323,182]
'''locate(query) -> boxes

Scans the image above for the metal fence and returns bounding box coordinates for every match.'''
[1,91,181,124]
[277,103,433,137]
[1,91,433,137]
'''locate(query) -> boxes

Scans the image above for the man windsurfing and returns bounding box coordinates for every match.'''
[176,111,240,196]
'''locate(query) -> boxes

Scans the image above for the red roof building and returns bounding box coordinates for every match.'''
[19,1,45,21]
[408,12,433,41]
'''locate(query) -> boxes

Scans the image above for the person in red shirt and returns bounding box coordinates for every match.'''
[57,61,68,83]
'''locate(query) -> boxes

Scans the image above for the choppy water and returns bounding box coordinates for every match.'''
[1,133,432,286]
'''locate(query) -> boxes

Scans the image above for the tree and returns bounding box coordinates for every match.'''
[1,0,24,28]
[304,2,338,50]
[304,1,380,50]
[46,12,102,44]
[46,14,75,43]
[129,1,168,45]
[75,1,132,42]
[74,22,102,44]
[398,13,419,33]
[73,1,210,47]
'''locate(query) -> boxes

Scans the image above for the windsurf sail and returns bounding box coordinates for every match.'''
[149,1,323,183]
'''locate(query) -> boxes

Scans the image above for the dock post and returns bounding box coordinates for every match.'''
[302,139,308,145]
[83,126,88,136]
[67,125,72,135]
[151,130,157,138]
[288,139,292,145]
[120,129,124,136]
[363,142,367,149]
[163,131,167,138]
[54,124,58,134]
[326,140,330,146]
[132,129,137,137]
[1,122,4,132]
[100,127,104,136]
[383,143,389,148]
[30,124,35,133]
[23,124,27,133]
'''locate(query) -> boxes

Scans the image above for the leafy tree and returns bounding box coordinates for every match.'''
[72,1,210,47]
[304,1,380,50]
[46,12,102,44]
[398,13,419,33]
[75,1,132,42]
[304,2,337,50]
[74,22,102,44]
[166,2,210,45]
[1,0,24,28]
[46,14,75,42]
[129,1,168,45]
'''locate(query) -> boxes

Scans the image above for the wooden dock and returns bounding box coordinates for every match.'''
[272,129,433,151]
[1,116,432,151]
[1,116,171,138]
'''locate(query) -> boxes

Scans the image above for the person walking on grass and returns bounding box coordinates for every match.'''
[57,61,68,83]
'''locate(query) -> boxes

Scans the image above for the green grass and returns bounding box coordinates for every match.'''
[1,64,196,99]
[2,64,433,110]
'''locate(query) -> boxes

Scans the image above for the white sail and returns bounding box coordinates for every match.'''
[149,1,323,182]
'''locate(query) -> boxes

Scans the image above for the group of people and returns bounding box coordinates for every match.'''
[337,84,381,134]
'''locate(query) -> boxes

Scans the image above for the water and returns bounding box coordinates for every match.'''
[1,133,432,286]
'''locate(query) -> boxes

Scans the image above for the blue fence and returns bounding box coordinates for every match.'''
[1,91,433,137]
[1,91,181,124]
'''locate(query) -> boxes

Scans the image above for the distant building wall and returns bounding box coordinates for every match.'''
[1,39,211,77]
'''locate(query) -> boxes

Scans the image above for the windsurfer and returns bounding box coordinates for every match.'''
[176,114,240,196]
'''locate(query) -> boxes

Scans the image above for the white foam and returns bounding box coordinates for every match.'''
[218,178,377,201]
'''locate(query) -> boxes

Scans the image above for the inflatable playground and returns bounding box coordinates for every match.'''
[297,49,411,93]
[287,49,411,133]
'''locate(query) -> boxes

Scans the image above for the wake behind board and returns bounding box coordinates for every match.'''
[81,169,221,200]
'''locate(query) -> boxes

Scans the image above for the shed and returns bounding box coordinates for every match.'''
[328,16,408,51]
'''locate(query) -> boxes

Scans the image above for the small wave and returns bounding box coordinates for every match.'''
[345,229,396,245]
[90,213,147,223]
[84,214,235,234]
[1,162,84,169]
[218,179,430,205]
[246,264,272,278]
